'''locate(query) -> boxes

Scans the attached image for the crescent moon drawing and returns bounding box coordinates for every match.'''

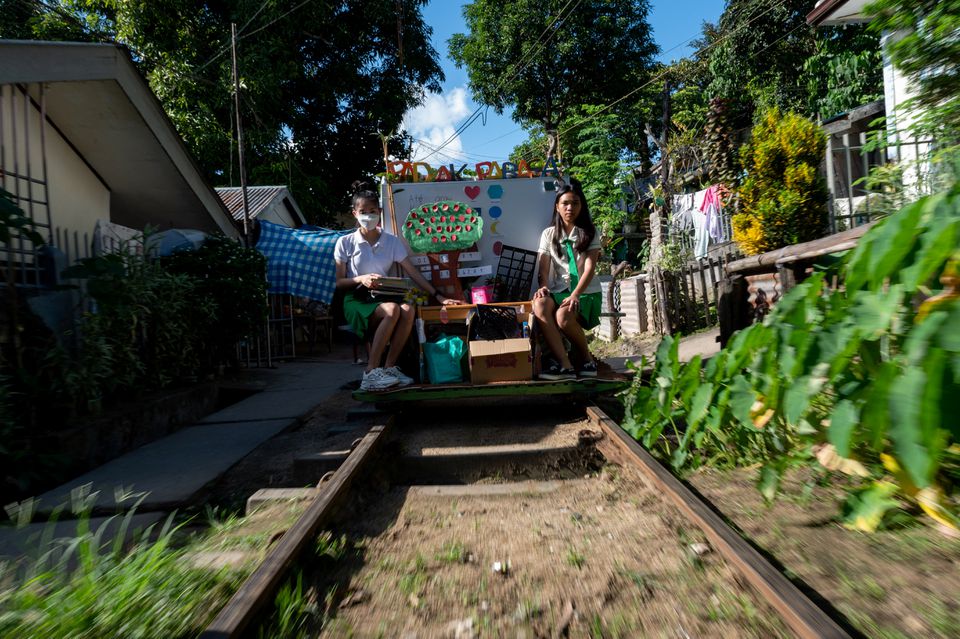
[490,220,502,236]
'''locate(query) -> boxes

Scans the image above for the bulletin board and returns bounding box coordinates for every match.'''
[381,178,558,297]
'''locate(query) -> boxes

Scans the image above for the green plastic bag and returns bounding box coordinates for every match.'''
[423,334,466,383]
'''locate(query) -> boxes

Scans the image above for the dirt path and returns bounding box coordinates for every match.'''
[310,468,790,637]
[691,467,960,639]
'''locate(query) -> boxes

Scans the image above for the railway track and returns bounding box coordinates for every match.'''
[200,400,853,638]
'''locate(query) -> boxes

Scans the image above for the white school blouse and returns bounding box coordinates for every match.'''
[334,229,409,278]
[537,226,602,295]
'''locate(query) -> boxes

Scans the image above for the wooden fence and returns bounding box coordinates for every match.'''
[718,222,877,346]
[598,251,742,341]
[648,252,737,336]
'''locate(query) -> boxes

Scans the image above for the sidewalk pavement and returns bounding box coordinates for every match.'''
[31,356,361,515]
[602,327,721,373]
[1,351,362,559]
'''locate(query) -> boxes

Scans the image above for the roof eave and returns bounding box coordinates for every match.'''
[0,41,239,238]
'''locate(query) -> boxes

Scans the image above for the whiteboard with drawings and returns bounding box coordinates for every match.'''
[381,178,558,293]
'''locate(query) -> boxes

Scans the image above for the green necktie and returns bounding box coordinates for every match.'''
[562,238,579,293]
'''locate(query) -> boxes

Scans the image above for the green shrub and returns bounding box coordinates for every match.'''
[732,108,828,255]
[163,235,268,371]
[48,234,265,414]
[623,187,960,531]
[59,246,215,407]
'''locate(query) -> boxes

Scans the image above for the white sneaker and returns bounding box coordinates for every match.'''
[360,367,399,391]
[383,366,414,386]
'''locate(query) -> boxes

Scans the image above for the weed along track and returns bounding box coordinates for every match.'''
[202,401,852,638]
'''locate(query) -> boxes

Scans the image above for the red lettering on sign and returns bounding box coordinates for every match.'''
[483,353,518,369]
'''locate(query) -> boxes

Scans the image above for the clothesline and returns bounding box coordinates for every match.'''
[669,184,729,259]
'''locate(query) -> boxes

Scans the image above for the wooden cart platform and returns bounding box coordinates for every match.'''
[352,373,630,402]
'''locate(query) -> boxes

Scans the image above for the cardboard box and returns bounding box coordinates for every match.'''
[468,338,532,384]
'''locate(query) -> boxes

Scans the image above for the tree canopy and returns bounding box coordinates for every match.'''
[867,0,960,140]
[707,0,882,125]
[1,0,443,224]
[449,0,659,162]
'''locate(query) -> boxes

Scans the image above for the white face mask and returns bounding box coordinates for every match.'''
[358,213,380,230]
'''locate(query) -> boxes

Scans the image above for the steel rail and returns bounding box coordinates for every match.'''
[199,403,854,638]
[200,417,394,639]
[586,404,852,639]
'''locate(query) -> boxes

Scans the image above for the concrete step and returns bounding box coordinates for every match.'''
[246,488,315,515]
[326,421,366,434]
[406,480,587,497]
[397,442,603,484]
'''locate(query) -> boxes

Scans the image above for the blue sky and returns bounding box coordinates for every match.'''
[402,0,725,166]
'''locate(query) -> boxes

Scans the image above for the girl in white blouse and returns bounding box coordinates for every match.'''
[533,180,602,380]
[334,183,457,391]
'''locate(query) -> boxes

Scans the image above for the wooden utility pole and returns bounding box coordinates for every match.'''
[646,81,673,335]
[379,132,399,235]
[660,80,671,216]
[231,22,252,244]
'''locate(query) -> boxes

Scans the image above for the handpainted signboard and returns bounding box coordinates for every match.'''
[385,158,561,182]
[381,178,558,298]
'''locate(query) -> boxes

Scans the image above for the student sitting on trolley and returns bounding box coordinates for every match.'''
[532,179,601,381]
[334,182,458,391]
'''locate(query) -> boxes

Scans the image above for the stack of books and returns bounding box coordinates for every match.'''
[369,276,415,300]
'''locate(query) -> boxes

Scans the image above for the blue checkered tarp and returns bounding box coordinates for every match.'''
[255,220,351,303]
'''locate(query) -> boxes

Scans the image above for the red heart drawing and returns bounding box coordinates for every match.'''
[464,185,481,200]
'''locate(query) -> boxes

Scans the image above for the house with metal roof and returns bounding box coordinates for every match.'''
[215,185,307,229]
[0,39,240,279]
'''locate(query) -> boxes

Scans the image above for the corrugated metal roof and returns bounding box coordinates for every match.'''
[215,185,290,222]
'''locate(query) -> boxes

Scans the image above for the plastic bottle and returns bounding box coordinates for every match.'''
[521,321,530,338]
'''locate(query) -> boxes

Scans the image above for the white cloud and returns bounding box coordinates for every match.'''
[402,87,472,165]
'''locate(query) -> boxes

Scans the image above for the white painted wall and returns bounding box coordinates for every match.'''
[382,178,560,298]
[881,30,931,198]
[0,86,109,243]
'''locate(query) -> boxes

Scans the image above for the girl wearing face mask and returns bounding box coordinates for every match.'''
[334,181,458,391]
[532,179,602,381]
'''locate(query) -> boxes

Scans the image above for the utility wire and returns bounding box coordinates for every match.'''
[196,0,274,72]
[428,0,787,157]
[415,0,582,163]
[410,136,509,162]
[557,1,791,138]
[242,0,317,40]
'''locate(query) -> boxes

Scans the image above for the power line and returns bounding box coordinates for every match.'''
[432,0,798,165]
[196,0,300,72]
[417,0,581,161]
[472,125,525,149]
[557,1,791,139]
[409,136,510,162]
[414,0,582,162]
[242,0,317,40]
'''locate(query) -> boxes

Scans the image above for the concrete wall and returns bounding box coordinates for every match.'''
[0,85,110,240]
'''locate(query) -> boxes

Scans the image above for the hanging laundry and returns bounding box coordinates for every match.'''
[689,188,709,260]
[700,184,725,243]
[670,193,695,233]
